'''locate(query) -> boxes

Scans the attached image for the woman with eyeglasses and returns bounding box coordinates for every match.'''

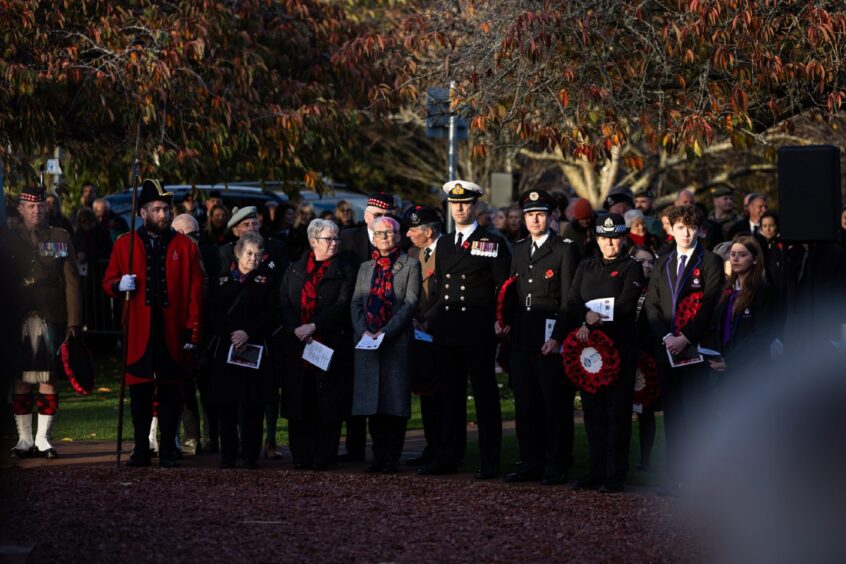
[350,216,421,473]
[335,200,356,229]
[279,219,356,470]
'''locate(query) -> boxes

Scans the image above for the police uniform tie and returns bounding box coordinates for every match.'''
[456,232,463,250]
[531,241,538,258]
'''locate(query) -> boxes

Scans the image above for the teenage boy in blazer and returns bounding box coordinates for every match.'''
[644,204,724,494]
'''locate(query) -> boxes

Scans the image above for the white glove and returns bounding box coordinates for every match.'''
[118,274,136,292]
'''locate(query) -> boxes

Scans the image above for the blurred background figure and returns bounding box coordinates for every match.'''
[335,200,356,230]
[92,198,129,242]
[45,192,73,234]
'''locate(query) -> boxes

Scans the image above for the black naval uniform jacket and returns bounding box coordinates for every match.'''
[430,226,511,347]
[507,235,580,351]
[566,254,645,352]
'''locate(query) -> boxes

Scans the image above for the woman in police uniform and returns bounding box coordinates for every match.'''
[567,213,644,493]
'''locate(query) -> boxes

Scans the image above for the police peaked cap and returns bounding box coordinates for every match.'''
[595,213,628,238]
[519,190,555,213]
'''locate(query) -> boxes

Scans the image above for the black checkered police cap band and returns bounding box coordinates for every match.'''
[520,190,554,214]
[595,213,628,238]
[443,180,483,203]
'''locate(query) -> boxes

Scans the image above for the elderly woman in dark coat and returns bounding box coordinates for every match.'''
[207,232,279,469]
[351,216,421,473]
[279,218,356,470]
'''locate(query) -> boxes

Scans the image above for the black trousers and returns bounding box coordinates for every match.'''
[581,352,636,485]
[130,380,182,461]
[509,348,575,475]
[637,408,656,466]
[219,403,264,466]
[419,392,442,460]
[195,366,219,448]
[433,343,502,472]
[659,360,712,482]
[344,415,367,457]
[288,370,342,467]
[368,414,408,464]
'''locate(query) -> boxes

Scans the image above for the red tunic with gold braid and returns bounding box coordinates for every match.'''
[103,227,203,385]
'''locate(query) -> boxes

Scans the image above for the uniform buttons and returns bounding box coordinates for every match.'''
[460,285,465,290]
[446,274,451,279]
[528,279,533,283]
[461,306,466,311]
[529,265,533,269]
[445,284,450,289]
[461,274,466,279]
[460,296,465,301]
[444,295,449,300]
[445,306,450,311]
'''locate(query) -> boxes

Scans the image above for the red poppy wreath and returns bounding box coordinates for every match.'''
[562,328,621,394]
[633,352,659,408]
[674,291,704,334]
[496,275,518,327]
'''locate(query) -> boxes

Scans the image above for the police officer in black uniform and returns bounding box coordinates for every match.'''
[497,190,580,485]
[568,213,645,493]
[419,180,511,479]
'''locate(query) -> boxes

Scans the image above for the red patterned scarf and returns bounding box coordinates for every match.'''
[366,248,400,332]
[300,252,331,324]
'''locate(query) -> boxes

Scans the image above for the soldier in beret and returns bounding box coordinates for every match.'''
[419,180,511,479]
[103,180,204,468]
[496,190,580,485]
[8,185,82,459]
[403,204,443,466]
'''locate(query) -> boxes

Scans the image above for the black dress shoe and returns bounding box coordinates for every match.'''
[10,446,35,459]
[244,461,259,470]
[365,461,385,473]
[541,471,568,486]
[126,456,151,468]
[570,476,603,490]
[417,464,457,476]
[599,482,624,494]
[405,455,432,467]
[159,458,181,469]
[383,460,399,474]
[338,452,366,463]
[474,468,498,480]
[294,463,311,470]
[503,470,544,483]
[219,461,235,469]
[36,447,59,460]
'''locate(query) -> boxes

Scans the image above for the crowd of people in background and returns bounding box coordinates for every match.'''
[4,176,846,495]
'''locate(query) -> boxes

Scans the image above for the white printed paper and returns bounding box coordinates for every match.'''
[414,329,434,343]
[545,319,556,342]
[226,344,264,370]
[302,339,334,371]
[355,333,385,350]
[585,297,615,322]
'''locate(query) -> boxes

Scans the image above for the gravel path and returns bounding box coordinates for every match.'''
[1,465,704,562]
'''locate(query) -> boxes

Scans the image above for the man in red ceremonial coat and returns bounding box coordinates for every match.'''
[103,179,204,467]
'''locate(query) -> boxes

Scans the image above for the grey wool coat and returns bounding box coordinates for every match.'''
[350,252,421,418]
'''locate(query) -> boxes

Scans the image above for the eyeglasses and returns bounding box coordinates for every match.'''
[371,212,388,219]
[314,237,340,243]
[374,230,396,238]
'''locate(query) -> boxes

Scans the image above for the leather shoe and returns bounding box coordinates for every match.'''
[126,456,151,468]
[365,461,385,473]
[541,471,568,486]
[503,469,544,483]
[599,482,624,494]
[417,464,457,476]
[159,458,180,469]
[570,475,603,490]
[405,455,432,467]
[474,468,498,480]
[36,447,59,460]
[338,451,365,463]
[10,446,35,459]
[383,460,399,474]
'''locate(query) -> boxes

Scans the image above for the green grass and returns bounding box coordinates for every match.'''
[4,355,666,485]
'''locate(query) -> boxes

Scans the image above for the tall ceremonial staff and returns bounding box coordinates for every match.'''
[116,123,142,467]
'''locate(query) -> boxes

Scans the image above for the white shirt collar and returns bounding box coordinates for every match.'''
[676,242,698,262]
[531,231,550,249]
[367,226,375,246]
[426,236,441,254]
[455,221,478,244]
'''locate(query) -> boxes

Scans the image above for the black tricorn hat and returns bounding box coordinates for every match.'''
[58,337,95,395]
[137,179,173,213]
[404,204,440,228]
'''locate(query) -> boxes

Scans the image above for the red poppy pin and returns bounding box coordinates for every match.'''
[610,271,619,277]
[693,268,701,276]
[462,240,470,250]
[544,269,554,279]
[426,269,435,278]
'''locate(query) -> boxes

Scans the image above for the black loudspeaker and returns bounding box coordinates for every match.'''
[777,145,842,243]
